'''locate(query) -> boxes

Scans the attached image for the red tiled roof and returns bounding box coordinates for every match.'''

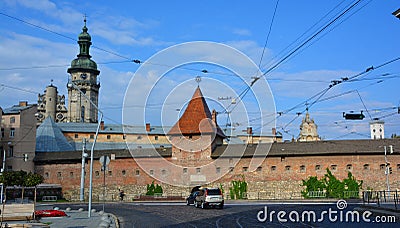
[168,86,225,137]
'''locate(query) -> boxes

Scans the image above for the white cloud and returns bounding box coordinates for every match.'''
[232,28,252,36]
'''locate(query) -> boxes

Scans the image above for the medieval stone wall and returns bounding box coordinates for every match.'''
[35,153,400,201]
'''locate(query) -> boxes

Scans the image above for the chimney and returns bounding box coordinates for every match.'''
[19,101,28,107]
[146,123,151,132]
[272,128,276,136]
[212,109,217,125]
[100,121,105,130]
[246,127,253,135]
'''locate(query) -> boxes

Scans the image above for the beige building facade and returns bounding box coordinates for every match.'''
[1,101,36,172]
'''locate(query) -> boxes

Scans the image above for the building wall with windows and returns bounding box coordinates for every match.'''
[1,101,36,172]
[34,138,400,200]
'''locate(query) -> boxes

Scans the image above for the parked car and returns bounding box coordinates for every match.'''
[35,209,67,218]
[186,191,200,205]
[186,186,201,205]
[194,188,224,209]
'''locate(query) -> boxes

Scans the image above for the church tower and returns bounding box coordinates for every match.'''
[298,111,321,142]
[67,19,100,123]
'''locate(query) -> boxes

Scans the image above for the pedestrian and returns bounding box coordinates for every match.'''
[119,189,125,201]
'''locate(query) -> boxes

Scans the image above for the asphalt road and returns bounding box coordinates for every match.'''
[47,202,399,228]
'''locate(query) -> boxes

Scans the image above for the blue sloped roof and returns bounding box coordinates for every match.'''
[36,117,75,152]
[72,142,171,151]
[3,104,35,114]
[56,122,171,135]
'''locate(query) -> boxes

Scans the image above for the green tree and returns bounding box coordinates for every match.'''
[229,176,247,199]
[154,184,163,195]
[301,176,326,198]
[323,168,345,198]
[146,181,155,195]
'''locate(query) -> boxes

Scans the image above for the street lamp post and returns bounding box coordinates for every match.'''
[80,138,88,201]
[383,145,393,196]
[67,81,103,218]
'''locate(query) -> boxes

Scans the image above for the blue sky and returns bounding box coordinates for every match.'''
[0,0,399,140]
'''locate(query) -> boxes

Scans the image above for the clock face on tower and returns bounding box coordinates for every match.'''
[80,73,87,79]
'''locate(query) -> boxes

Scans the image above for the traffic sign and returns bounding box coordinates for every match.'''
[99,155,110,167]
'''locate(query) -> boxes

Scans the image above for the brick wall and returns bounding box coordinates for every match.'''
[35,153,400,200]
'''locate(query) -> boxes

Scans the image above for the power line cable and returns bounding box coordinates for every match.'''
[262,0,347,71]
[356,90,372,120]
[0,84,39,94]
[261,0,363,77]
[257,0,280,69]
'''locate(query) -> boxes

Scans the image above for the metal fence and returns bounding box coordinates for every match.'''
[362,190,400,210]
[65,190,363,202]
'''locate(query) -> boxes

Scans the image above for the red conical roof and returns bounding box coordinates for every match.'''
[168,86,225,137]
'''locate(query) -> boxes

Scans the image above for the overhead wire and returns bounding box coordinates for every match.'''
[257,0,280,70]
[261,0,347,71]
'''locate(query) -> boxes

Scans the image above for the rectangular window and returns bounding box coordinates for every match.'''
[285,165,291,171]
[8,146,13,157]
[57,172,62,178]
[1,128,4,138]
[331,165,337,171]
[155,135,159,140]
[363,164,370,170]
[346,164,352,170]
[107,135,111,140]
[242,167,248,172]
[300,165,306,172]
[256,166,262,172]
[74,133,78,139]
[108,170,112,176]
[123,134,126,140]
[135,169,140,176]
[216,167,221,173]
[150,169,154,175]
[10,128,15,138]
[90,134,94,139]
[183,168,188,174]
[69,172,74,178]
[315,165,321,171]
[271,166,276,171]
[10,117,15,124]
[196,168,201,174]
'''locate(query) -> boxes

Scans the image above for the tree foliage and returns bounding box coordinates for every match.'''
[229,176,247,200]
[0,171,43,187]
[301,168,363,198]
[146,181,163,195]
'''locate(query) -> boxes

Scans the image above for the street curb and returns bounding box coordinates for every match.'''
[109,212,120,228]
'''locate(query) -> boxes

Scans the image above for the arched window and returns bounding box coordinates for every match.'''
[81,106,85,122]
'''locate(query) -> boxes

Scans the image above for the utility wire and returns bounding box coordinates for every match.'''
[356,90,372,120]
[0,84,39,94]
[261,0,362,77]
[257,0,280,69]
[262,0,347,71]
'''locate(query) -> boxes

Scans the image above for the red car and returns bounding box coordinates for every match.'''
[35,210,67,217]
